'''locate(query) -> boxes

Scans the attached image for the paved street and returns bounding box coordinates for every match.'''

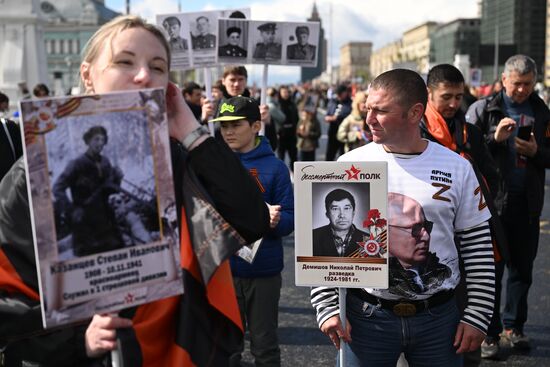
[242,115,550,366]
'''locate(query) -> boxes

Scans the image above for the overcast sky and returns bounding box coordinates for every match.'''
[105,0,480,84]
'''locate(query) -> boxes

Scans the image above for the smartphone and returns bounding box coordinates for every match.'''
[517,125,532,141]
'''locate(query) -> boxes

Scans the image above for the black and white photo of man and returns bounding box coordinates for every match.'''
[312,188,369,257]
[162,16,188,52]
[218,26,247,58]
[192,15,216,50]
[287,26,316,61]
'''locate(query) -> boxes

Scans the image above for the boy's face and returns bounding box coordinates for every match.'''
[220,119,260,153]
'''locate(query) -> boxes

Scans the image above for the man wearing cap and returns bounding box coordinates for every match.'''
[218,26,247,58]
[211,96,294,367]
[191,16,216,50]
[287,26,316,61]
[162,16,188,52]
[253,22,282,60]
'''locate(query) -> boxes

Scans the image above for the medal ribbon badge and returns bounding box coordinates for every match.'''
[358,209,387,257]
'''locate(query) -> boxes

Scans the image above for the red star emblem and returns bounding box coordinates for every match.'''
[125,293,135,303]
[345,165,361,180]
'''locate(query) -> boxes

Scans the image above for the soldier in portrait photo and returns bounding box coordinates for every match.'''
[53,126,125,257]
[191,15,216,50]
[218,26,247,58]
[287,26,316,61]
[253,22,282,61]
[162,16,188,53]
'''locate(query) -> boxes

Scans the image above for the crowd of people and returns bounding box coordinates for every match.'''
[1,13,549,367]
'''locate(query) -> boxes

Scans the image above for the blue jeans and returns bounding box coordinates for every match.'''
[340,291,463,367]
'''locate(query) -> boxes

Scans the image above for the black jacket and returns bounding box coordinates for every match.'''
[312,224,369,257]
[466,91,550,217]
[0,118,23,181]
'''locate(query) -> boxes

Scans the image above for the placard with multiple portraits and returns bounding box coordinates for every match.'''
[20,88,181,328]
[157,8,251,69]
[294,162,389,288]
[219,19,320,67]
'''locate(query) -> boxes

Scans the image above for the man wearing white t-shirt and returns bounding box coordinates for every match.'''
[311,69,495,366]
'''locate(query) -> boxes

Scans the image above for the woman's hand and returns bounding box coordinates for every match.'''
[165,83,202,143]
[85,314,132,358]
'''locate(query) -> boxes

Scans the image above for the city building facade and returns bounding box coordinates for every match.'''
[338,42,372,83]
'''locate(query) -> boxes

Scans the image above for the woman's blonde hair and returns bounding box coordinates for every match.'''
[351,91,368,117]
[80,15,171,86]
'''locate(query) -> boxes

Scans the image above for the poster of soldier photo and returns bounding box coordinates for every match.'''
[218,19,249,62]
[20,88,182,328]
[283,21,319,67]
[157,8,250,69]
[294,161,389,288]
[250,20,283,64]
[157,14,191,69]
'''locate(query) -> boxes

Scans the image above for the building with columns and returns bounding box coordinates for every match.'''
[40,0,120,94]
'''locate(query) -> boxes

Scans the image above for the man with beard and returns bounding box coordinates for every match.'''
[387,192,451,297]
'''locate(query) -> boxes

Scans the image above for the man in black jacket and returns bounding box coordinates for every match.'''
[466,54,550,354]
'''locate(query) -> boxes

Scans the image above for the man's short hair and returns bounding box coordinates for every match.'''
[504,54,537,79]
[0,91,8,105]
[163,16,180,27]
[325,189,356,212]
[83,126,108,145]
[182,82,202,96]
[427,64,464,89]
[223,65,248,79]
[370,69,427,111]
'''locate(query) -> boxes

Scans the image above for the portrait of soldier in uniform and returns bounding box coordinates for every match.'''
[218,26,247,58]
[162,16,188,52]
[312,188,369,257]
[253,22,282,60]
[387,192,452,298]
[53,126,125,257]
[287,26,316,61]
[191,15,216,50]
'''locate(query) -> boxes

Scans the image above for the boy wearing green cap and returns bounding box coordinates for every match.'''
[211,96,294,366]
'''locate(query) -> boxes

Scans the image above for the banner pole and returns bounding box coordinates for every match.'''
[339,287,346,367]
[203,68,214,136]
[259,64,268,136]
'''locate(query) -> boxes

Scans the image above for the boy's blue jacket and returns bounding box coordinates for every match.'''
[230,136,294,277]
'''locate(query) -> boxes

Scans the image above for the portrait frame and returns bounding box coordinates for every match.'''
[20,88,181,328]
[294,161,389,288]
